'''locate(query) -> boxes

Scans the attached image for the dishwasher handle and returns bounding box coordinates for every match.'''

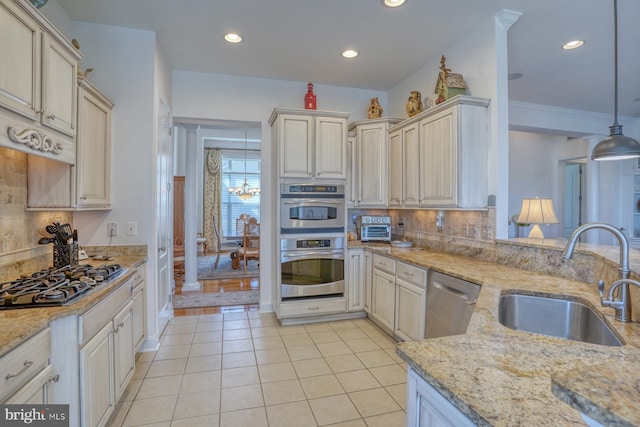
[431,282,478,304]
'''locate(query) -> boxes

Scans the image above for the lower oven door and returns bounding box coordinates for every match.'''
[281,250,345,299]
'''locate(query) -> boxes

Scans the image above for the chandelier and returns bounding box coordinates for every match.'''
[228,131,260,200]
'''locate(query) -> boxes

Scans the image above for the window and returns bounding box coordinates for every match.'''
[220,150,260,236]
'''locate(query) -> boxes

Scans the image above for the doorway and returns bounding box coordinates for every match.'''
[172,122,262,315]
[563,160,587,238]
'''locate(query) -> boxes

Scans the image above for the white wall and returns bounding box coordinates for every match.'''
[508,131,586,238]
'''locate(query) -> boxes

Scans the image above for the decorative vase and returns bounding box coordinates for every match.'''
[304,82,317,110]
[406,91,423,117]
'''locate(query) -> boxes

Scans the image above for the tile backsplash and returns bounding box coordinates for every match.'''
[0,147,73,280]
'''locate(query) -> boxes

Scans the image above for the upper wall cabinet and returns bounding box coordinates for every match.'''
[270,108,350,180]
[389,96,489,209]
[348,118,401,207]
[27,77,113,210]
[0,0,81,164]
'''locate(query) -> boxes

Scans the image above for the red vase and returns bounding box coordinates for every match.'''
[304,82,317,110]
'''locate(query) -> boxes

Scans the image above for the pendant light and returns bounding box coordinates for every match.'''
[591,0,640,161]
[228,131,260,200]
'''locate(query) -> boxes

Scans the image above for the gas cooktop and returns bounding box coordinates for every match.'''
[0,263,124,309]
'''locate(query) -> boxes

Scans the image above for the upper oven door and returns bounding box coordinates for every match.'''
[280,199,345,233]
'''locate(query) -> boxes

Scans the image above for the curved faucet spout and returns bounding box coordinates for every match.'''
[562,222,630,280]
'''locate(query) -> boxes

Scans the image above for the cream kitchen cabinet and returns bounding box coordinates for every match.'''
[347,248,364,312]
[418,96,489,208]
[0,0,80,164]
[363,250,373,314]
[346,131,358,206]
[1,328,56,404]
[75,77,113,208]
[79,278,135,427]
[395,262,427,341]
[348,118,401,207]
[132,263,146,352]
[406,367,475,427]
[27,77,113,210]
[370,254,396,333]
[388,122,420,208]
[270,108,349,180]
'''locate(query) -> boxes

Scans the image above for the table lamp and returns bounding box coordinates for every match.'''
[516,197,559,238]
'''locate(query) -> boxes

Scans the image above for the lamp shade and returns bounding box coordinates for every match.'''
[516,198,559,238]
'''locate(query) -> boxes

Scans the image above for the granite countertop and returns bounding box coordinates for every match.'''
[357,244,640,427]
[0,256,147,359]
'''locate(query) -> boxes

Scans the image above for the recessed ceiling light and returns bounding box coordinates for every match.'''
[342,49,358,58]
[224,33,242,43]
[508,73,523,80]
[562,40,584,50]
[383,0,405,7]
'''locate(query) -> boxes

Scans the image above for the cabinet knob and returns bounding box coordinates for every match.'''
[36,109,44,115]
[47,114,56,120]
[5,360,33,380]
[48,373,60,383]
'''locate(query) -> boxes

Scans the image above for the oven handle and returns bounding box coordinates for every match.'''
[282,200,344,205]
[281,250,344,261]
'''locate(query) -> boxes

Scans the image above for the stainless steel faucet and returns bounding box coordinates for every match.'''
[562,222,635,322]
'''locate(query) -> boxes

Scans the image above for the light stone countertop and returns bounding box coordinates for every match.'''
[0,256,147,359]
[356,244,640,427]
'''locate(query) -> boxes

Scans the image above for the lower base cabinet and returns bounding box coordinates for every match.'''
[347,249,364,311]
[406,367,475,427]
[371,268,395,332]
[4,365,57,404]
[80,322,115,427]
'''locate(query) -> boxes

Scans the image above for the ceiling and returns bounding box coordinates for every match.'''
[53,0,640,119]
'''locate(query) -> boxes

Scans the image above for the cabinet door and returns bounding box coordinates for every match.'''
[76,84,112,207]
[0,0,41,120]
[113,302,135,401]
[132,285,145,352]
[388,129,403,207]
[419,107,457,207]
[315,116,346,179]
[363,251,373,314]
[279,114,313,178]
[395,280,426,341]
[403,123,420,207]
[407,368,475,427]
[346,134,358,206]
[347,249,364,312]
[41,33,77,137]
[80,322,115,427]
[357,124,387,206]
[371,269,395,332]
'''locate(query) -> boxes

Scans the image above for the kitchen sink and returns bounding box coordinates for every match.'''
[498,292,624,346]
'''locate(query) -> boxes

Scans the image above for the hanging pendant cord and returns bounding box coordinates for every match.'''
[613,0,619,126]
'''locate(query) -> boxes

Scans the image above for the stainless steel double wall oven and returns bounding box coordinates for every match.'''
[280,184,346,300]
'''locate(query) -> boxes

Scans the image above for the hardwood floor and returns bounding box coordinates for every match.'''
[173,276,260,317]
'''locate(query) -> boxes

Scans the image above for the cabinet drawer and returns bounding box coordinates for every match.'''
[0,328,50,402]
[79,278,133,346]
[132,264,145,288]
[373,254,396,274]
[397,262,427,289]
[278,298,346,318]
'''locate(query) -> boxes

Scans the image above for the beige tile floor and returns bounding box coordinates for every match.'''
[107,312,407,427]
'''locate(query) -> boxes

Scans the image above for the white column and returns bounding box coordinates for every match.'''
[493,9,522,239]
[584,135,603,243]
[181,125,201,291]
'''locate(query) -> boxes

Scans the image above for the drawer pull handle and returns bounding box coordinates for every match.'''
[47,114,56,120]
[114,321,126,333]
[307,306,320,311]
[5,360,33,380]
[48,374,60,383]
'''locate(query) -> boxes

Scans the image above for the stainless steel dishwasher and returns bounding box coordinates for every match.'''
[425,271,481,338]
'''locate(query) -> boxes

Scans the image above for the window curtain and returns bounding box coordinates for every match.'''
[204,148,222,252]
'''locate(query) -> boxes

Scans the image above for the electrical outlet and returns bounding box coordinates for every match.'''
[107,222,118,237]
[126,221,137,236]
